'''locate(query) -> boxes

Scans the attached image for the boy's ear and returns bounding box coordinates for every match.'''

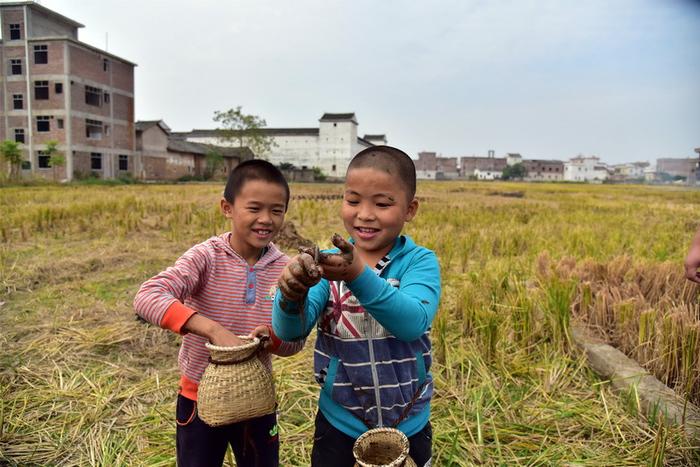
[405,198,419,222]
[220,197,233,219]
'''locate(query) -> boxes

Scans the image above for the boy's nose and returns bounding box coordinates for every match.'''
[357,206,376,220]
[258,211,273,224]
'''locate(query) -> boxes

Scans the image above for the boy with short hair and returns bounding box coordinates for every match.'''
[273,146,441,466]
[134,159,302,467]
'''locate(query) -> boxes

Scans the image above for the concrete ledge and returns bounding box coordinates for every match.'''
[571,324,700,443]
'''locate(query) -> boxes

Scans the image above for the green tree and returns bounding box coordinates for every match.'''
[0,140,23,180]
[502,163,527,180]
[278,162,296,171]
[204,149,224,180]
[213,106,275,158]
[44,140,65,182]
[311,166,326,182]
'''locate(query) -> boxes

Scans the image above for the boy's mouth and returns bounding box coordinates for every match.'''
[354,226,380,240]
[252,228,273,239]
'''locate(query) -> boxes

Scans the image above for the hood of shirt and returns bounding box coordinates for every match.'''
[210,232,286,268]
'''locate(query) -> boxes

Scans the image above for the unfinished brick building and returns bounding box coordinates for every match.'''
[0,1,135,181]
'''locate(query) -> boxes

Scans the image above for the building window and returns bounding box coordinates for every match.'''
[103,92,110,104]
[55,82,63,94]
[86,119,103,139]
[38,151,50,168]
[91,153,102,170]
[118,155,128,171]
[104,124,110,136]
[85,85,102,106]
[13,94,23,110]
[14,128,25,143]
[103,58,109,71]
[34,80,49,100]
[34,45,48,64]
[9,23,21,40]
[57,119,64,129]
[36,116,50,132]
[21,160,31,170]
[10,59,22,75]
[332,164,336,172]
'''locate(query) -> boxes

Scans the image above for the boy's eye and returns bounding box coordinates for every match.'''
[272,209,284,215]
[345,199,359,206]
[376,203,391,208]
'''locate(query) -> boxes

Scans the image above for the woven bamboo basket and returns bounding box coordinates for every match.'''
[198,337,276,427]
[352,427,417,467]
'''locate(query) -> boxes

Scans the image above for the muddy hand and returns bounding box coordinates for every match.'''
[278,253,322,304]
[318,234,363,282]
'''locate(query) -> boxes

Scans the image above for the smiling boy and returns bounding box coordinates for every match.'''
[134,159,302,467]
[273,146,441,467]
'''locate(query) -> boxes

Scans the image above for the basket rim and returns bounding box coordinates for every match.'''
[353,426,410,461]
[205,336,259,352]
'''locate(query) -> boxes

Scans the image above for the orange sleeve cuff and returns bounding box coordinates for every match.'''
[161,301,197,334]
[267,324,282,352]
[179,375,199,401]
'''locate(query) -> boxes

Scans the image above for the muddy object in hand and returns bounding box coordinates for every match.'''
[298,234,354,268]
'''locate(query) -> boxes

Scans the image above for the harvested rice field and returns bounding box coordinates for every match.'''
[1,181,699,466]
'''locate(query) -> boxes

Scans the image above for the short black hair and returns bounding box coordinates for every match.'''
[347,145,416,200]
[223,159,290,209]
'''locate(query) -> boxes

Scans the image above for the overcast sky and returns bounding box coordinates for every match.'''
[40,0,700,164]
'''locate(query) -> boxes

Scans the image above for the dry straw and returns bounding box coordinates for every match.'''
[352,428,417,467]
[198,338,276,427]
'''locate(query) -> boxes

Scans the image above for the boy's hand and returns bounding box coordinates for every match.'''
[319,234,364,282]
[685,248,700,284]
[278,253,322,302]
[209,327,245,347]
[249,324,273,350]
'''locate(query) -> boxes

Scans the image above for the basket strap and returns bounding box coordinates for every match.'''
[391,380,429,428]
[208,337,269,365]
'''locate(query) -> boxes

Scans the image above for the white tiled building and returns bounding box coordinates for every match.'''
[564,155,609,182]
[173,113,385,179]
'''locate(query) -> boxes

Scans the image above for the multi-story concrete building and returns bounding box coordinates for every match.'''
[175,112,384,179]
[459,155,507,178]
[656,157,697,180]
[414,151,437,179]
[0,1,135,181]
[564,155,609,182]
[611,161,649,180]
[414,151,458,179]
[521,159,564,181]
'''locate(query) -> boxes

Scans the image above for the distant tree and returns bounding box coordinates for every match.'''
[278,162,296,171]
[502,163,527,180]
[204,149,224,180]
[657,172,674,183]
[0,140,22,180]
[213,106,275,158]
[44,140,65,182]
[311,166,326,182]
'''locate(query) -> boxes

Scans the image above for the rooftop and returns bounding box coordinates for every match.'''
[173,128,321,138]
[0,1,84,28]
[135,120,171,133]
[167,137,253,159]
[319,112,358,124]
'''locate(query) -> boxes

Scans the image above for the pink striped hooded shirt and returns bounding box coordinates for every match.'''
[134,232,302,400]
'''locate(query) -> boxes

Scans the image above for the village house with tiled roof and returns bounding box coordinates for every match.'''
[173,112,386,179]
[136,120,252,180]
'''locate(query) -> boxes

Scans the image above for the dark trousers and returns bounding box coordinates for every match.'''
[175,394,279,467]
[310,410,432,467]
